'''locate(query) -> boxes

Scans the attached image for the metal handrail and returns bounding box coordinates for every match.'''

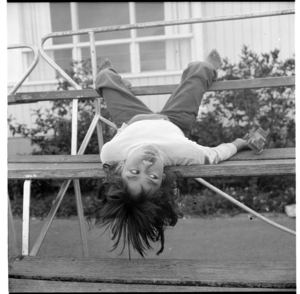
[39,8,295,99]
[7,44,40,257]
[42,9,294,39]
[8,44,40,95]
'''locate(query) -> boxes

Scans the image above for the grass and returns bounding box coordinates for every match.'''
[9,184,295,219]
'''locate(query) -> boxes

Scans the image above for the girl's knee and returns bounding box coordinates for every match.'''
[187,61,202,67]
[97,68,113,80]
[96,68,118,89]
[187,61,210,70]
[184,61,214,76]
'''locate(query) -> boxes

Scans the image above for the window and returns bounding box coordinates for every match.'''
[81,45,131,73]
[50,3,72,45]
[77,2,130,41]
[135,2,166,72]
[21,2,193,82]
[135,2,165,37]
[48,2,169,74]
[140,41,166,71]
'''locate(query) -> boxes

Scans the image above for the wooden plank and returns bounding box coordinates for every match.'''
[7,89,99,105]
[208,76,295,91]
[7,148,296,163]
[8,158,295,180]
[227,148,295,161]
[7,162,105,179]
[133,76,296,95]
[8,257,296,289]
[167,159,295,178]
[7,76,295,104]
[9,278,295,293]
[7,159,295,180]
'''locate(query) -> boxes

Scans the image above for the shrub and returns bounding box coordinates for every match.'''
[177,45,295,212]
[8,59,115,206]
[190,45,295,148]
[8,59,115,155]
[178,177,295,217]
[8,46,295,217]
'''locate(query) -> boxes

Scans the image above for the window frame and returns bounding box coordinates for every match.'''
[44,2,194,75]
[9,2,195,88]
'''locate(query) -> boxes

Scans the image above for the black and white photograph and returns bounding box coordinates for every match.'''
[7,2,296,292]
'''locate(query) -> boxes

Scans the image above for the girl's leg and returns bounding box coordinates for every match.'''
[159,51,220,136]
[95,67,153,127]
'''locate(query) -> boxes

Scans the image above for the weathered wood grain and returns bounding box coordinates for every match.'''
[8,162,106,179]
[7,159,295,179]
[7,76,295,104]
[9,278,296,293]
[227,148,295,161]
[167,159,295,178]
[7,148,296,163]
[9,257,296,289]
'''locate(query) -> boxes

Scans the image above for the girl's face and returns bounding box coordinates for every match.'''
[120,145,165,197]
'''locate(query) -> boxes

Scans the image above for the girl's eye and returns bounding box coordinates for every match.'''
[131,170,139,174]
[149,174,158,180]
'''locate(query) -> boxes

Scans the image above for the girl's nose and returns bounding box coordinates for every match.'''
[143,160,153,166]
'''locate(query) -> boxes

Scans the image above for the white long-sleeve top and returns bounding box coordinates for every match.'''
[100,119,237,166]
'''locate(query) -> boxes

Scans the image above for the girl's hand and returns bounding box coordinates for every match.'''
[231,138,248,152]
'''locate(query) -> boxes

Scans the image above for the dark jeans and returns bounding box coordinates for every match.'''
[95,61,217,136]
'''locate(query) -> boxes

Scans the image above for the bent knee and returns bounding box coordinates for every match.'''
[95,68,117,90]
[187,61,211,70]
[96,68,113,81]
[184,61,215,76]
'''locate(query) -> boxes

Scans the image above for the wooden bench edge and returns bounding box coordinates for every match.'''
[8,76,295,104]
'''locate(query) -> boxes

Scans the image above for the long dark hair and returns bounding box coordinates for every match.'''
[87,164,182,258]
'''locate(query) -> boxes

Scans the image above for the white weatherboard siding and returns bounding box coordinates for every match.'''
[200,2,294,63]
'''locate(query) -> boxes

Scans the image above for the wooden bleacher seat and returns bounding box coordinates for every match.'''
[8,148,295,180]
[8,78,296,292]
[9,256,296,292]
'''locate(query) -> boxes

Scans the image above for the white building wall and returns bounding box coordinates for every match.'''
[7,2,56,139]
[200,2,295,63]
[7,4,23,83]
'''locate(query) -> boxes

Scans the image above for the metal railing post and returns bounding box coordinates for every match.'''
[8,45,40,257]
[8,44,39,95]
[22,180,31,256]
[89,31,104,150]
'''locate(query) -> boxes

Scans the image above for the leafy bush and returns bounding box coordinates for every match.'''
[9,185,102,219]
[190,45,295,148]
[178,177,295,217]
[176,45,295,213]
[8,59,115,204]
[8,46,295,217]
[8,59,115,155]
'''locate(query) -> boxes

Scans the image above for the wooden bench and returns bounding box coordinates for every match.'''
[8,147,295,179]
[8,79,296,292]
[8,256,296,292]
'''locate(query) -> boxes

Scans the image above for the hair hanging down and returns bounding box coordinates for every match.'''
[87,164,183,258]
